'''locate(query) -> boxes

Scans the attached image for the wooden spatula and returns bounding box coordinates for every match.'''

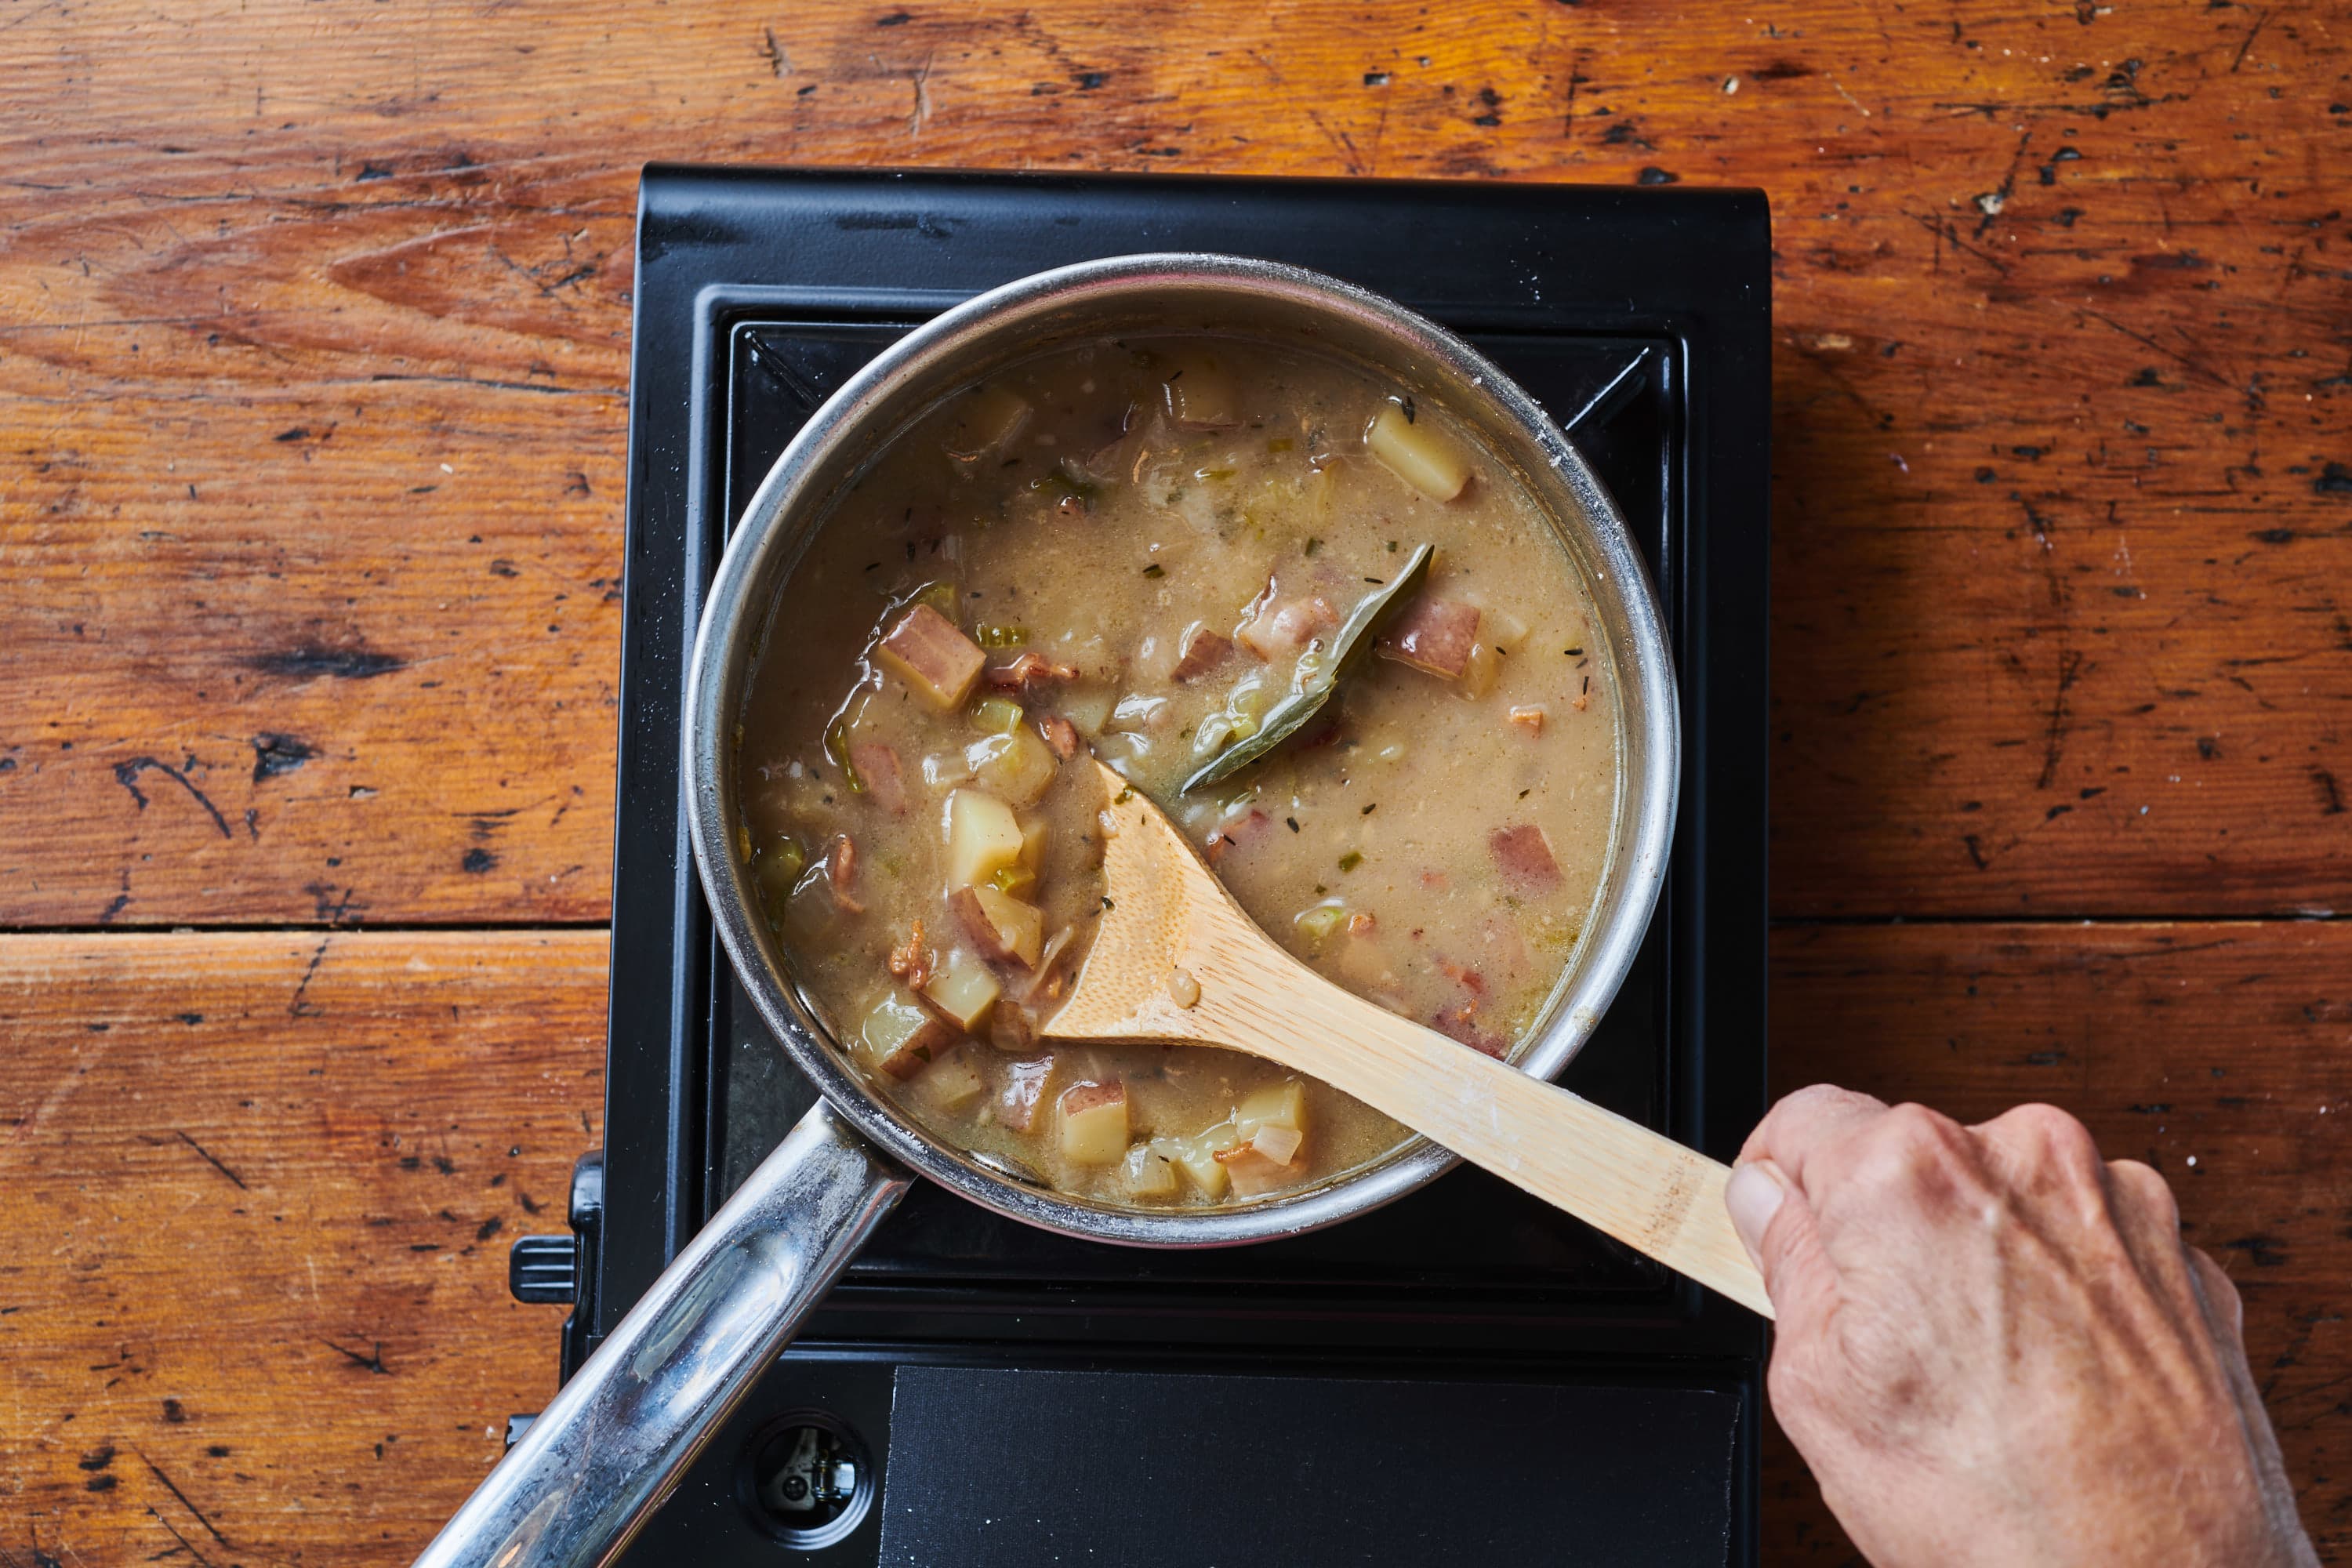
[1044,760,1773,1318]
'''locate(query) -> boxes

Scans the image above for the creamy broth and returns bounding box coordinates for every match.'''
[737,335,1617,1205]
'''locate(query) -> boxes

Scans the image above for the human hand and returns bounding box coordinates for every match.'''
[1726,1086,2315,1568]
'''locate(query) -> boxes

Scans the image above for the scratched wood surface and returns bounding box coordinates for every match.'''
[0,932,604,1566]
[2,0,2347,1563]
[0,0,2344,923]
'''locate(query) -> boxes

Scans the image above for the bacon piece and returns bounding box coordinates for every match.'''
[1488,823,1562,891]
[850,742,909,815]
[1171,626,1237,682]
[1036,713,1080,760]
[886,918,934,992]
[984,651,1082,692]
[1203,809,1272,866]
[876,603,985,710]
[1237,593,1337,661]
[1377,595,1483,680]
[826,833,864,913]
[1346,911,1377,938]
[1507,705,1546,738]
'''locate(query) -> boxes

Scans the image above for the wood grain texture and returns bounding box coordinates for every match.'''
[1765,919,2352,1563]
[5,2,2351,1563]
[0,0,2345,923]
[0,931,606,1566]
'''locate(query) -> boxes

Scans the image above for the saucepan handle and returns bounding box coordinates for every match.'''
[412,1102,912,1568]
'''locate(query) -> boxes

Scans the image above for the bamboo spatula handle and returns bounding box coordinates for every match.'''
[1204,953,1773,1318]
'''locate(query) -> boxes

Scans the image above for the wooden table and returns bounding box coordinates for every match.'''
[3,2,2346,1561]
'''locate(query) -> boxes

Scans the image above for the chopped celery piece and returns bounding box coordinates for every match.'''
[970,695,1025,733]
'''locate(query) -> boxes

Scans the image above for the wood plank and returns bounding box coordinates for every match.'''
[1766,918,2352,1561]
[0,2,2345,924]
[0,931,606,1564]
[7,921,2347,1560]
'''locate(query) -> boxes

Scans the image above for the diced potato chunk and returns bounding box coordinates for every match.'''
[946,383,1033,459]
[1059,685,1116,738]
[858,992,953,1081]
[951,884,1044,968]
[1236,1080,1306,1140]
[1366,401,1471,502]
[877,603,985,711]
[1163,353,1236,427]
[920,947,1001,1033]
[920,1046,987,1112]
[1169,1127,1237,1198]
[943,789,1025,888]
[1018,815,1049,873]
[999,1056,1056,1131]
[1120,1142,1182,1202]
[964,724,1059,808]
[1057,1080,1130,1165]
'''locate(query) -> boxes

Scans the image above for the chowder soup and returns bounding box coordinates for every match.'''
[737,335,1617,1206]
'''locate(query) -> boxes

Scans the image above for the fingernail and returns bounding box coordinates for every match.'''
[1723,1160,1789,1265]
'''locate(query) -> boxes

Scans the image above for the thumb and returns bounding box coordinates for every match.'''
[1724,1158,1839,1331]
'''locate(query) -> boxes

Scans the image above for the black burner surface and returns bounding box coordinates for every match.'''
[524,167,1771,1566]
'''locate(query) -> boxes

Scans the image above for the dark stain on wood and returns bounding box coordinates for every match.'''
[250,733,316,783]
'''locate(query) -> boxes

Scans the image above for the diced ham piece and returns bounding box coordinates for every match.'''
[1377,595,1482,680]
[984,651,1081,692]
[876,603,985,711]
[1036,713,1080,760]
[1432,1004,1508,1058]
[1203,809,1272,866]
[850,742,909,814]
[1488,824,1562,891]
[826,833,864,913]
[1237,593,1337,661]
[1171,626,1237,682]
[1217,1142,1301,1196]
[999,1056,1055,1132]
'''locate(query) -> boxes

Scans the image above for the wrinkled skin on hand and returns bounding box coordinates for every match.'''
[1726,1086,2317,1568]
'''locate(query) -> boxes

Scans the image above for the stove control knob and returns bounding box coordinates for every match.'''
[508,1233,579,1304]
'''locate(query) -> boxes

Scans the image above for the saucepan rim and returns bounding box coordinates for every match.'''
[684,252,1679,1248]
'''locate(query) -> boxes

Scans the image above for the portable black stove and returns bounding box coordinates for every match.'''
[504,166,1771,1567]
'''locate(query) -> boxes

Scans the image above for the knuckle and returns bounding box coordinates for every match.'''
[1998,1102,2100,1164]
[2107,1157,2181,1228]
[1867,1102,1969,1176]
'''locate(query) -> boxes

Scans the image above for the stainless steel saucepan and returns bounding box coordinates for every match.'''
[412,254,1680,1568]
